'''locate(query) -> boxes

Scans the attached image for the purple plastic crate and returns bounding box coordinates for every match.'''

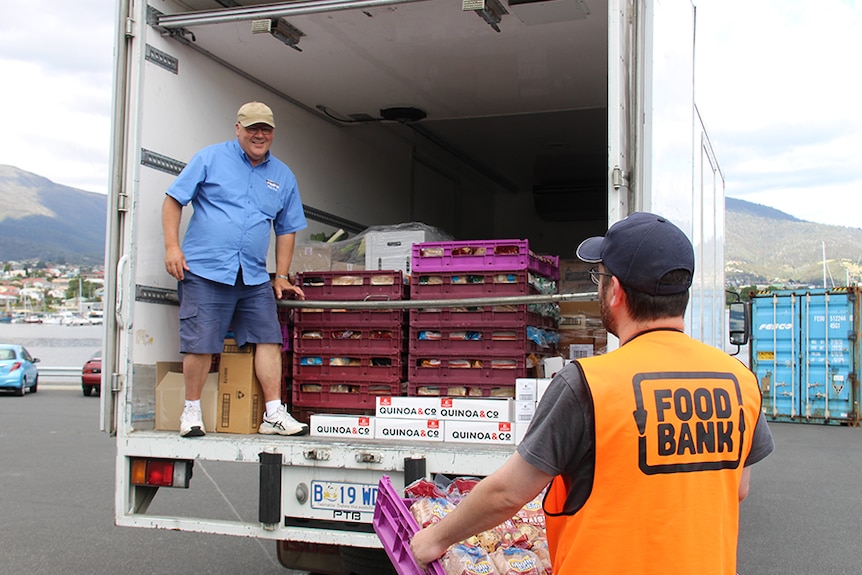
[292,352,405,383]
[294,326,405,354]
[409,269,543,300]
[373,475,446,575]
[409,307,558,330]
[412,239,559,280]
[408,325,555,355]
[292,380,403,409]
[297,270,406,301]
[295,308,405,327]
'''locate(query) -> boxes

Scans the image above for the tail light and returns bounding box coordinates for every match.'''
[9,361,21,372]
[130,458,193,488]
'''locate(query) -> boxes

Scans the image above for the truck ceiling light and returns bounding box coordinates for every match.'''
[465,0,508,33]
[130,458,193,488]
[272,18,306,52]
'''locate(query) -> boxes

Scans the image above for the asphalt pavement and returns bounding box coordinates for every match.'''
[1,382,860,574]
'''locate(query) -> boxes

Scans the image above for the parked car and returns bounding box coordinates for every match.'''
[82,350,102,396]
[0,344,40,396]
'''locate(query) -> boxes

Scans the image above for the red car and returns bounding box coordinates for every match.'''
[82,350,102,396]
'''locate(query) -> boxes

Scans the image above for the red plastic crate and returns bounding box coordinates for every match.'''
[297,270,406,301]
[295,308,405,327]
[408,325,557,355]
[412,239,559,280]
[373,475,447,575]
[409,307,558,330]
[292,380,404,409]
[294,326,404,354]
[409,269,548,300]
[293,352,405,383]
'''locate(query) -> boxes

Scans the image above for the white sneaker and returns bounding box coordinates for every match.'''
[259,405,309,436]
[179,405,205,437]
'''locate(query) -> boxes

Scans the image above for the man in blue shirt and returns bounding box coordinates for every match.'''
[162,101,309,437]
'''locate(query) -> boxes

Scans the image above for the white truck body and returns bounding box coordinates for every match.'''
[104,0,725,570]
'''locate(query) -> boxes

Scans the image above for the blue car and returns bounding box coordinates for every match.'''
[0,344,40,396]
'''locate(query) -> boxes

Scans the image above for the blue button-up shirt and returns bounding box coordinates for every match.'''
[167,140,307,286]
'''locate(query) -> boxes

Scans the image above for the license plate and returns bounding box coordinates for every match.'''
[310,481,379,512]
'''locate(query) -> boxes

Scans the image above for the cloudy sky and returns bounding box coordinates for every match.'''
[1,1,860,228]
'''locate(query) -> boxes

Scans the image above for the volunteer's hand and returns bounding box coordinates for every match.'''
[274,276,305,300]
[165,246,189,280]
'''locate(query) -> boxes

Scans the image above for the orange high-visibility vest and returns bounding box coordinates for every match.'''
[544,330,761,575]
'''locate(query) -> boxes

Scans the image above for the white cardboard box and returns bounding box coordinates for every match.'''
[376,396,442,419]
[375,396,513,422]
[364,230,428,274]
[514,400,536,424]
[310,414,375,438]
[438,397,513,422]
[374,418,443,441]
[444,420,515,444]
[515,378,538,402]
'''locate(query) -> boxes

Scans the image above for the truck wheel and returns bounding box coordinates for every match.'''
[83,385,93,397]
[339,547,398,575]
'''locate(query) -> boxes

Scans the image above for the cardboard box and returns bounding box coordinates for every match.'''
[217,340,264,434]
[364,230,429,274]
[310,414,375,438]
[444,420,514,444]
[155,362,219,432]
[376,396,443,419]
[514,400,536,424]
[375,396,513,422]
[289,245,332,275]
[438,398,513,422]
[559,259,595,295]
[374,418,443,441]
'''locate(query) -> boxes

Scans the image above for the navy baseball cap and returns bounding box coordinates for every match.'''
[575,212,694,295]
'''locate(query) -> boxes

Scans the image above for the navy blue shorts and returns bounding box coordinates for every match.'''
[177,271,282,354]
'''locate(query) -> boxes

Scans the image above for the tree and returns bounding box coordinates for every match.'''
[66,276,97,300]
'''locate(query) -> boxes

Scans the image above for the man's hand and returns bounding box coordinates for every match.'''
[165,246,189,280]
[274,276,305,300]
[410,524,448,571]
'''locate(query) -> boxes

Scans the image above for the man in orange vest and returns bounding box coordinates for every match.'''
[410,212,774,574]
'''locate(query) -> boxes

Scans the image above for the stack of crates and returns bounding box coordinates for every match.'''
[408,239,560,398]
[291,271,407,414]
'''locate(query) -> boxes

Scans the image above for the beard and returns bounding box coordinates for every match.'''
[599,279,618,338]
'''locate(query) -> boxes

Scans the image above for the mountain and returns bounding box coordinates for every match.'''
[0,165,107,265]
[1,164,858,284]
[725,197,862,287]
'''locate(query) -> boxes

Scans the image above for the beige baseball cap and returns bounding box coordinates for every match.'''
[237,101,275,128]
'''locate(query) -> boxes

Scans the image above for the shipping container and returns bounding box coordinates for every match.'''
[749,288,861,425]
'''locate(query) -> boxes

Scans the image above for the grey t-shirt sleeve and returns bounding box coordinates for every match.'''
[744,410,775,467]
[516,362,596,514]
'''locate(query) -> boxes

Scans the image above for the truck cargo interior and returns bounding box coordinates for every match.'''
[149,0,612,255]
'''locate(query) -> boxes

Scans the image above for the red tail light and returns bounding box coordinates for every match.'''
[9,361,21,372]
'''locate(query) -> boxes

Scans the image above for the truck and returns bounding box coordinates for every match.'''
[102,0,728,572]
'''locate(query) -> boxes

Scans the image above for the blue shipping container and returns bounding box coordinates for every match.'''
[750,288,860,425]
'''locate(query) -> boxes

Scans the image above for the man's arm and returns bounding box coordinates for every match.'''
[739,467,752,502]
[162,195,188,281]
[273,232,305,299]
[410,452,553,570]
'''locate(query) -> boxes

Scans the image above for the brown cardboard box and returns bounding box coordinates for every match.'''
[289,245,332,275]
[217,339,265,433]
[155,362,219,432]
[559,259,596,295]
